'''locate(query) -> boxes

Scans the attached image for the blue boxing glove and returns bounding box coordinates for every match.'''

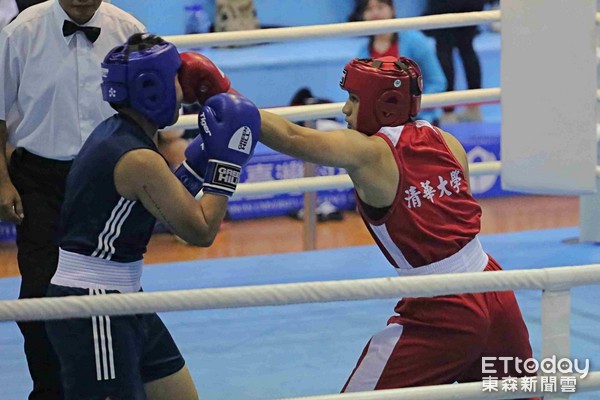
[199,93,261,197]
[174,134,208,197]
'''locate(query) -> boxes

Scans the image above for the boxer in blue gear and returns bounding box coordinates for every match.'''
[45,33,260,400]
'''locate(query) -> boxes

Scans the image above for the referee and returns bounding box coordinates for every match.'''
[0,1,144,398]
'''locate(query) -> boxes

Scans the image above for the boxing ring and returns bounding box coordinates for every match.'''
[2,3,600,399]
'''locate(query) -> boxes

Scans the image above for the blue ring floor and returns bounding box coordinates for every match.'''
[1,227,599,399]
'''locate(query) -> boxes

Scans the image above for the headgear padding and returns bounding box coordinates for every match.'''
[340,56,423,135]
[101,34,182,129]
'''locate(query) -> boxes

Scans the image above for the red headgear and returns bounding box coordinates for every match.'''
[339,56,423,135]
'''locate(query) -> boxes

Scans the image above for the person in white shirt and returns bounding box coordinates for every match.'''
[0,1,144,399]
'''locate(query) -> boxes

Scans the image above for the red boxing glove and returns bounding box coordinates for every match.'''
[179,52,232,104]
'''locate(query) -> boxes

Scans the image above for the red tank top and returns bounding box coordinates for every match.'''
[357,121,488,275]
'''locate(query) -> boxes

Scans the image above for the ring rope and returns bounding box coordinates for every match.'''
[235,164,600,198]
[233,162,502,198]
[169,88,501,130]
[1,264,599,322]
[166,11,501,49]
[165,11,600,49]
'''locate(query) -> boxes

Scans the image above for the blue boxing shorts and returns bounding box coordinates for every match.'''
[46,284,185,400]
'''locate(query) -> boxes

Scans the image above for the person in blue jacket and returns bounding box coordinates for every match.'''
[350,0,446,125]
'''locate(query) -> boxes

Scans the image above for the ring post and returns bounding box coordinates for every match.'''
[541,289,571,399]
[501,0,597,195]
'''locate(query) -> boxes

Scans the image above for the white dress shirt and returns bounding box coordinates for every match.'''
[0,0,18,31]
[0,0,145,160]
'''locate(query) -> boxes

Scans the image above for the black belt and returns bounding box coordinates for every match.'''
[14,148,73,171]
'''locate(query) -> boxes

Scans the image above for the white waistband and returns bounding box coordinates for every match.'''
[51,249,143,293]
[395,237,489,276]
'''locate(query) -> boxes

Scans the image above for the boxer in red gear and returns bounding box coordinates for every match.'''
[179,52,234,104]
[254,56,537,398]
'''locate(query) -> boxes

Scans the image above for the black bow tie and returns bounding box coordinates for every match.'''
[62,20,101,43]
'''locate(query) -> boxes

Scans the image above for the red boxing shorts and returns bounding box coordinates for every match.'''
[342,256,539,400]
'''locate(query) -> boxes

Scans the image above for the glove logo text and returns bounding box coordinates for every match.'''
[228,126,253,154]
[199,112,212,136]
[212,162,241,191]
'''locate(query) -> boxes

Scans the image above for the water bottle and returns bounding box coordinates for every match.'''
[184,2,211,35]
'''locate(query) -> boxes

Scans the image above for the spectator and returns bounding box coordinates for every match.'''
[423,0,487,123]
[350,0,447,125]
[0,1,145,398]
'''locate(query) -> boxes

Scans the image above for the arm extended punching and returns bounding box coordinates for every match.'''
[259,110,399,207]
[259,109,383,173]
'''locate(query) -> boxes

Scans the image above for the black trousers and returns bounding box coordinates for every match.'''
[431,27,482,113]
[8,148,72,400]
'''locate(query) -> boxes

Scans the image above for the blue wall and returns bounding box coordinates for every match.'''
[111,0,427,36]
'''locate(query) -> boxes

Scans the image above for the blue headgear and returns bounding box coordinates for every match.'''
[101,34,182,128]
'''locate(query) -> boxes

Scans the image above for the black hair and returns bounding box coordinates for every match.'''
[349,0,398,54]
[123,33,165,61]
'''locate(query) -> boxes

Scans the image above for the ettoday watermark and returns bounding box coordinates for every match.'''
[482,356,590,378]
[481,356,591,394]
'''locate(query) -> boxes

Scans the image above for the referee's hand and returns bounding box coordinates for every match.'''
[0,179,23,224]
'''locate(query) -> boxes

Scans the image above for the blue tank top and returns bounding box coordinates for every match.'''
[59,115,159,263]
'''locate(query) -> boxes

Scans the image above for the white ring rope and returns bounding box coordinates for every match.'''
[280,373,600,400]
[166,11,500,49]
[170,88,501,129]
[234,161,503,197]
[235,163,600,198]
[1,264,599,322]
[166,11,600,49]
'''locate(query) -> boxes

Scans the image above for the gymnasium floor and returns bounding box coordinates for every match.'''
[0,226,599,399]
